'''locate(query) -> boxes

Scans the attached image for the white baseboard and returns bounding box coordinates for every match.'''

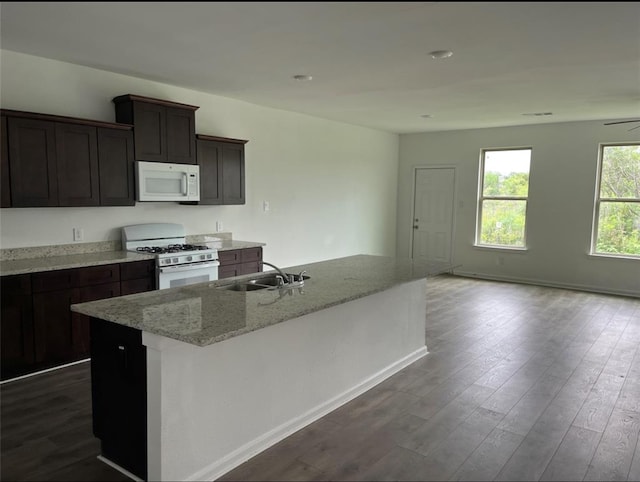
[188,346,428,482]
[97,456,143,482]
[0,358,90,385]
[453,270,639,299]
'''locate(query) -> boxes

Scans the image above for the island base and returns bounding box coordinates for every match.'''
[92,278,428,480]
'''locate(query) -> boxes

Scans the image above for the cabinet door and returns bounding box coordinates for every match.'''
[238,261,261,276]
[55,123,100,206]
[121,259,156,295]
[74,282,121,358]
[166,106,196,164]
[1,115,10,207]
[7,117,58,207]
[222,142,245,204]
[90,318,147,480]
[33,288,77,365]
[132,101,166,162]
[218,264,241,279]
[195,139,223,204]
[1,275,34,380]
[98,127,135,206]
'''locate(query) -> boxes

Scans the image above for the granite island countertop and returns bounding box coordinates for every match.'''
[0,239,266,276]
[71,254,453,347]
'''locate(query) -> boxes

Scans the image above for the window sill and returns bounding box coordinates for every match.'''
[588,252,640,261]
[473,244,528,253]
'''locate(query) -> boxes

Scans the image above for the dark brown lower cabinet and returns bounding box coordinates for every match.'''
[33,288,77,366]
[75,282,121,358]
[90,318,147,480]
[120,259,156,295]
[0,260,156,381]
[0,274,34,380]
[218,247,263,279]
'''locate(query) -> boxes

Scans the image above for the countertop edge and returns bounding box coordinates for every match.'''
[0,240,266,276]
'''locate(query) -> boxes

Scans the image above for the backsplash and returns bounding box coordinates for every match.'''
[0,232,233,261]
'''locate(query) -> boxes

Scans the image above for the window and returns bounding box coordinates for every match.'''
[592,144,640,257]
[477,148,532,248]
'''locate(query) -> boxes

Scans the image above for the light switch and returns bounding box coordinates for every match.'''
[263,201,270,212]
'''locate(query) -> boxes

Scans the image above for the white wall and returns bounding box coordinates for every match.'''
[0,51,399,267]
[397,122,640,297]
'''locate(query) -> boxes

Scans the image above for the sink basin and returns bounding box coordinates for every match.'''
[216,273,310,292]
[217,283,272,292]
[247,273,311,286]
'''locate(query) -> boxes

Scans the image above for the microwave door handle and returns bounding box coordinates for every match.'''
[182,173,188,195]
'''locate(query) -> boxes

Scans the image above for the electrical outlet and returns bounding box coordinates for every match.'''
[263,200,270,212]
[73,228,84,242]
[216,221,223,232]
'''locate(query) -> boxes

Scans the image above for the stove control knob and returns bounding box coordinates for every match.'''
[186,256,192,262]
[173,257,179,263]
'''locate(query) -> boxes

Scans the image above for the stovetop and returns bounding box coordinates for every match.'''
[122,223,219,267]
[136,244,210,255]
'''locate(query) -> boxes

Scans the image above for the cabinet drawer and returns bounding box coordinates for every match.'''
[32,269,74,292]
[121,278,155,296]
[1,273,32,295]
[218,249,242,266]
[78,282,121,302]
[241,247,262,263]
[120,260,155,281]
[72,264,120,287]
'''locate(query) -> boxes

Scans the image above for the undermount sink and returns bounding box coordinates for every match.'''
[218,283,272,292]
[217,273,311,292]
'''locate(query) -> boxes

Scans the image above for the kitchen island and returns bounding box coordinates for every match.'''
[71,254,451,481]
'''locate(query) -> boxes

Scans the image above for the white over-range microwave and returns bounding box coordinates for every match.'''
[136,161,200,202]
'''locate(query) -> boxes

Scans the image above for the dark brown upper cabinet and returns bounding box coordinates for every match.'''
[1,109,134,208]
[185,134,247,205]
[113,94,199,165]
[1,115,11,207]
[97,127,135,206]
[55,122,100,206]
[7,116,59,207]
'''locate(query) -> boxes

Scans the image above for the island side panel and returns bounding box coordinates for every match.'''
[90,317,147,480]
[142,278,427,481]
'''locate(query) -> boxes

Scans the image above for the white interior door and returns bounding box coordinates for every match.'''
[411,167,456,263]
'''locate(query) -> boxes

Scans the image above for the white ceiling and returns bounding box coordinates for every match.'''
[1,1,639,134]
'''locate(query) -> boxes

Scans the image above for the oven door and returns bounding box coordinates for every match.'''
[157,261,219,289]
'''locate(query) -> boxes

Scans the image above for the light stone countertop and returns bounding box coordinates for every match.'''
[0,239,265,276]
[0,250,156,276]
[71,254,453,347]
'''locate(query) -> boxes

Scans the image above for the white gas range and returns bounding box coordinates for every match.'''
[122,223,220,290]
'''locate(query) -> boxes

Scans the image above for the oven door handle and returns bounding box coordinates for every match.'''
[158,261,220,274]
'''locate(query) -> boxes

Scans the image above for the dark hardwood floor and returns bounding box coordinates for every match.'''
[2,274,639,481]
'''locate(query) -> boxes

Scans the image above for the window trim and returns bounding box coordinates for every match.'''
[590,142,640,259]
[475,147,532,249]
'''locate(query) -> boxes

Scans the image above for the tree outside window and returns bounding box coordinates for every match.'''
[477,148,532,248]
[593,144,640,257]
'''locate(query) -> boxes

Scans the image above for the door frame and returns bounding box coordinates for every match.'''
[409,165,458,262]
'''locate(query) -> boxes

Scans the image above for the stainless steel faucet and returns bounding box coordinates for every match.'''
[261,262,290,284]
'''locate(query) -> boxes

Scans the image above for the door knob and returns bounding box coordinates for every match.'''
[413,225,419,229]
